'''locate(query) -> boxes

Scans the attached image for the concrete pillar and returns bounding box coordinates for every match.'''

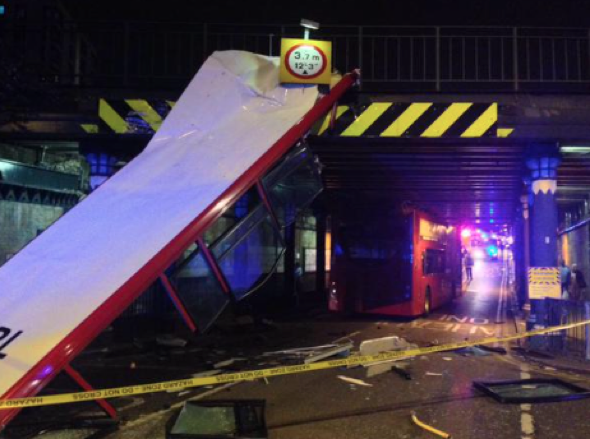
[529,184,559,267]
[525,144,561,345]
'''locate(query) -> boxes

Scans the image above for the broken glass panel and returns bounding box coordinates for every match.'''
[262,145,323,228]
[173,250,229,333]
[212,205,284,301]
[167,400,267,438]
[474,378,590,403]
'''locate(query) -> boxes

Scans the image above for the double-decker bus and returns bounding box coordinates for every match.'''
[328,206,461,317]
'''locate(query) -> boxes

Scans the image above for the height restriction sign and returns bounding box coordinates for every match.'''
[280,38,332,85]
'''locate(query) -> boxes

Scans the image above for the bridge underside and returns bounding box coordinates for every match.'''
[311,137,590,227]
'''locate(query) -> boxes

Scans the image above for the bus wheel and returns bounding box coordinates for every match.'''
[424,287,432,316]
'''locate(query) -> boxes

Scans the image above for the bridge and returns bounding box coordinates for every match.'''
[1,16,590,436]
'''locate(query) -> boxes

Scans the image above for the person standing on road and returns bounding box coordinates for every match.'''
[294,262,303,307]
[560,260,572,299]
[465,252,474,282]
[571,264,587,302]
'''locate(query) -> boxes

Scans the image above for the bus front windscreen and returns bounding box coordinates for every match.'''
[339,215,413,310]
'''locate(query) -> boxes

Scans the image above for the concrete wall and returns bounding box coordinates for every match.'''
[0,200,63,266]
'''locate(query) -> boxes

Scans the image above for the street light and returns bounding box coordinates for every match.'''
[300,19,320,40]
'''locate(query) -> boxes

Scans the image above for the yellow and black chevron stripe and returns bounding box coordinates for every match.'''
[318,102,500,138]
[84,99,514,139]
[81,99,176,134]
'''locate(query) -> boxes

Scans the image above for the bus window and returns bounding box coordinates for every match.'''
[423,249,446,275]
[348,238,396,261]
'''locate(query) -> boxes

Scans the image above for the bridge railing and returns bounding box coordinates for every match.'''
[2,23,590,92]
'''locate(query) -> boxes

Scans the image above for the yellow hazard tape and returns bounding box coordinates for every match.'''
[1,319,589,410]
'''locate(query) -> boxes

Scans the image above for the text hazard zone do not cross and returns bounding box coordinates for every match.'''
[280,38,332,85]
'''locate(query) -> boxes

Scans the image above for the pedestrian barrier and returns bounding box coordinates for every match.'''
[544,298,590,360]
[1,319,589,410]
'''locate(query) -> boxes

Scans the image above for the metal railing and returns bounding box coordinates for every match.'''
[2,22,590,92]
[545,298,590,360]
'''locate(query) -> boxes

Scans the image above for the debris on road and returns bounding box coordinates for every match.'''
[303,343,352,364]
[426,372,443,376]
[454,346,492,357]
[392,365,412,380]
[191,370,222,378]
[337,375,373,387]
[263,344,340,356]
[262,343,352,364]
[477,345,507,354]
[359,336,418,377]
[213,358,247,369]
[411,411,452,438]
[156,335,188,348]
[333,331,361,343]
[474,378,590,403]
[167,399,268,438]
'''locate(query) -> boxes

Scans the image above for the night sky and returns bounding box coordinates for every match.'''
[63,0,590,27]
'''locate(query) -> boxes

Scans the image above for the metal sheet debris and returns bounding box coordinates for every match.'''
[360,336,418,377]
[474,378,590,404]
[156,336,188,348]
[337,376,373,387]
[262,343,352,364]
[303,344,352,364]
[454,346,492,357]
[411,411,451,438]
[214,359,246,369]
[191,370,223,378]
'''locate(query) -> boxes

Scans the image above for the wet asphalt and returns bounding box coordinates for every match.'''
[9,257,590,439]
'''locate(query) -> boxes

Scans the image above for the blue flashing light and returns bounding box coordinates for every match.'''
[490,219,495,224]
[0,6,5,15]
[487,245,499,256]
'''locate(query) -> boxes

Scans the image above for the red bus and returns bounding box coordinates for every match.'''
[328,206,461,317]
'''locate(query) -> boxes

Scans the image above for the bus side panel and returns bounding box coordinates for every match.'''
[329,207,460,318]
[414,213,459,315]
[413,212,428,316]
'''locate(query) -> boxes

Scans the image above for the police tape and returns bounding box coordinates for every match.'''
[1,319,589,410]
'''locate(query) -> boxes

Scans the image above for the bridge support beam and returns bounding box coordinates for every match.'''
[525,143,561,347]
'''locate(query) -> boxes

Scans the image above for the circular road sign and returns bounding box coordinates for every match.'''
[285,44,328,80]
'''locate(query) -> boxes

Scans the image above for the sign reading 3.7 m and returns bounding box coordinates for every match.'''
[287,45,326,79]
[280,38,332,85]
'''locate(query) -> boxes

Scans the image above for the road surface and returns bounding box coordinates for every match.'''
[7,257,590,439]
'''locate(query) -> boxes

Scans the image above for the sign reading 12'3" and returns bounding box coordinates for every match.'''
[280,38,332,85]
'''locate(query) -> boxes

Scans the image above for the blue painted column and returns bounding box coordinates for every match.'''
[525,144,561,346]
